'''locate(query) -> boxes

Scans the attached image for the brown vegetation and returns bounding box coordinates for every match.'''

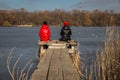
[0,8,120,27]
[7,47,33,80]
[83,27,120,80]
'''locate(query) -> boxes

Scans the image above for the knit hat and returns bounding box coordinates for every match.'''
[64,21,69,26]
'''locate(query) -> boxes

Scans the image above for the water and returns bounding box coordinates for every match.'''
[0,26,109,80]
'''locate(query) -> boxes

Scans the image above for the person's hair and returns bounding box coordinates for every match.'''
[43,21,47,25]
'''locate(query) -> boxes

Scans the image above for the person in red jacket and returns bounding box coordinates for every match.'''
[39,21,51,42]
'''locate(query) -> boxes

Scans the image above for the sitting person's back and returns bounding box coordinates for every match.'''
[59,21,72,41]
[39,21,51,42]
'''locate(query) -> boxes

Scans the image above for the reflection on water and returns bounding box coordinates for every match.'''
[0,27,113,80]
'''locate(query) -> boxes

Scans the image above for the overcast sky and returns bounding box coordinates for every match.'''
[0,0,120,12]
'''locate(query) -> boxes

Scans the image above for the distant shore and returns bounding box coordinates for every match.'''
[0,25,120,27]
[0,9,120,27]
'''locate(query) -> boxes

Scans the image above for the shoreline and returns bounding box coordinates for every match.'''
[0,25,120,27]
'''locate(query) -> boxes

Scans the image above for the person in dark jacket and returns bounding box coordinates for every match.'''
[59,21,72,41]
[39,21,51,42]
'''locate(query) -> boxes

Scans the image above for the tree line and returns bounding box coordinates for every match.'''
[0,8,120,27]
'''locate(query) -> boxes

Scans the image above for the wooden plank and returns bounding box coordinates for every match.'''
[31,48,80,80]
[49,44,66,49]
[31,49,53,80]
[48,49,63,80]
[61,49,80,80]
[38,40,77,46]
[67,40,77,46]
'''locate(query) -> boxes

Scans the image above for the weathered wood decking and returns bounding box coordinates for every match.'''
[31,40,80,80]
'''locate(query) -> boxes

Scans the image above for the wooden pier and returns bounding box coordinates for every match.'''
[31,40,80,80]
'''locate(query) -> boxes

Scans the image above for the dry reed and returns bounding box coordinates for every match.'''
[70,43,85,79]
[84,27,120,80]
[7,47,33,80]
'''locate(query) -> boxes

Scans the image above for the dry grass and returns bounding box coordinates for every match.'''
[100,27,120,80]
[70,43,85,79]
[7,47,33,80]
[84,27,120,80]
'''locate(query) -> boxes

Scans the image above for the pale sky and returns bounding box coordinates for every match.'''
[0,0,120,12]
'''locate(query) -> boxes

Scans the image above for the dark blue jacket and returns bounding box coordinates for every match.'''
[59,26,72,41]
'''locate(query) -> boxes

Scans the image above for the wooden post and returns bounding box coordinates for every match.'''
[69,46,76,53]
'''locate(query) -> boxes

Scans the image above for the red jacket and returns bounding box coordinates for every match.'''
[39,24,51,42]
